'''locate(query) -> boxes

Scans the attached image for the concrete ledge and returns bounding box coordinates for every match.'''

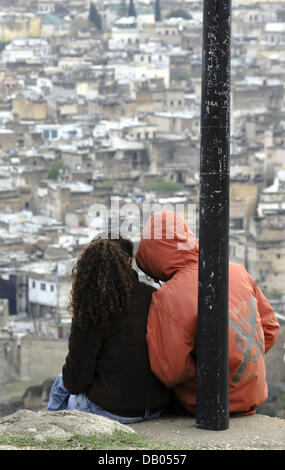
[129,414,285,450]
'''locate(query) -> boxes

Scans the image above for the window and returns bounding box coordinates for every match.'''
[50,285,54,292]
[40,283,46,291]
[32,281,36,288]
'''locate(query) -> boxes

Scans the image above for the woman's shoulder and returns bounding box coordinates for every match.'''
[136,279,157,294]
[132,269,157,294]
[129,279,157,308]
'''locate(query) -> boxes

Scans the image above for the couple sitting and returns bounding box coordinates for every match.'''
[48,211,279,423]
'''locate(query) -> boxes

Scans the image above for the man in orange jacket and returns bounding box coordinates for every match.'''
[136,211,280,416]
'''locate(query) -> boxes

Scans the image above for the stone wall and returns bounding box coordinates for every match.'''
[19,336,68,382]
[0,335,20,384]
[265,324,285,383]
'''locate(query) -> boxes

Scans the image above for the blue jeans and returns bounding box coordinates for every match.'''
[48,374,164,424]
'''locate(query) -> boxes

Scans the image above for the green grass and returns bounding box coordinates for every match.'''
[0,429,188,450]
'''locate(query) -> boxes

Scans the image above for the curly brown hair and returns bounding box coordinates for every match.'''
[67,238,135,330]
[93,232,134,259]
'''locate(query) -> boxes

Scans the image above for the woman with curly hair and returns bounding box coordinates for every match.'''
[48,236,169,423]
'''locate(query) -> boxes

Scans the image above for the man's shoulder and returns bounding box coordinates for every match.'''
[229,262,248,277]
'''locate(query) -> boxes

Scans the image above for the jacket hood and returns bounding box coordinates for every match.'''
[136,211,199,282]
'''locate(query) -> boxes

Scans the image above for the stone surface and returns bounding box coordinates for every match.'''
[0,409,135,442]
[0,409,284,450]
[130,413,285,450]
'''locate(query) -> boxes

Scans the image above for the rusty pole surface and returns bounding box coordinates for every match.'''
[196,0,232,430]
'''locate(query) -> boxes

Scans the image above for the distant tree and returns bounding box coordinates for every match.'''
[171,69,191,83]
[155,0,161,22]
[118,0,128,18]
[128,0,136,17]
[166,9,192,20]
[0,41,9,52]
[89,2,102,30]
[48,160,66,180]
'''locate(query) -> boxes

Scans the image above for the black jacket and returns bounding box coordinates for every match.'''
[62,271,169,415]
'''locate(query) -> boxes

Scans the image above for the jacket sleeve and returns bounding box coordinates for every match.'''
[246,271,280,354]
[146,296,196,388]
[62,322,102,394]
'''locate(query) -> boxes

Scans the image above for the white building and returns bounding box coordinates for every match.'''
[1,39,50,63]
[110,61,170,87]
[23,260,75,318]
[28,276,57,308]
[35,123,84,141]
[133,44,170,68]
[263,23,285,45]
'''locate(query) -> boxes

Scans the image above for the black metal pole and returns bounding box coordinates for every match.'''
[196,0,232,430]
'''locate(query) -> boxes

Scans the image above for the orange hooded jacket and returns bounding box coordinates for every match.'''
[136,211,280,415]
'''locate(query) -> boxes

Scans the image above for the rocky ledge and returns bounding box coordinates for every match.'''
[0,409,284,450]
[0,409,134,443]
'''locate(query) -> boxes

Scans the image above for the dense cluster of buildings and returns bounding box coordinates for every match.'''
[0,0,284,386]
